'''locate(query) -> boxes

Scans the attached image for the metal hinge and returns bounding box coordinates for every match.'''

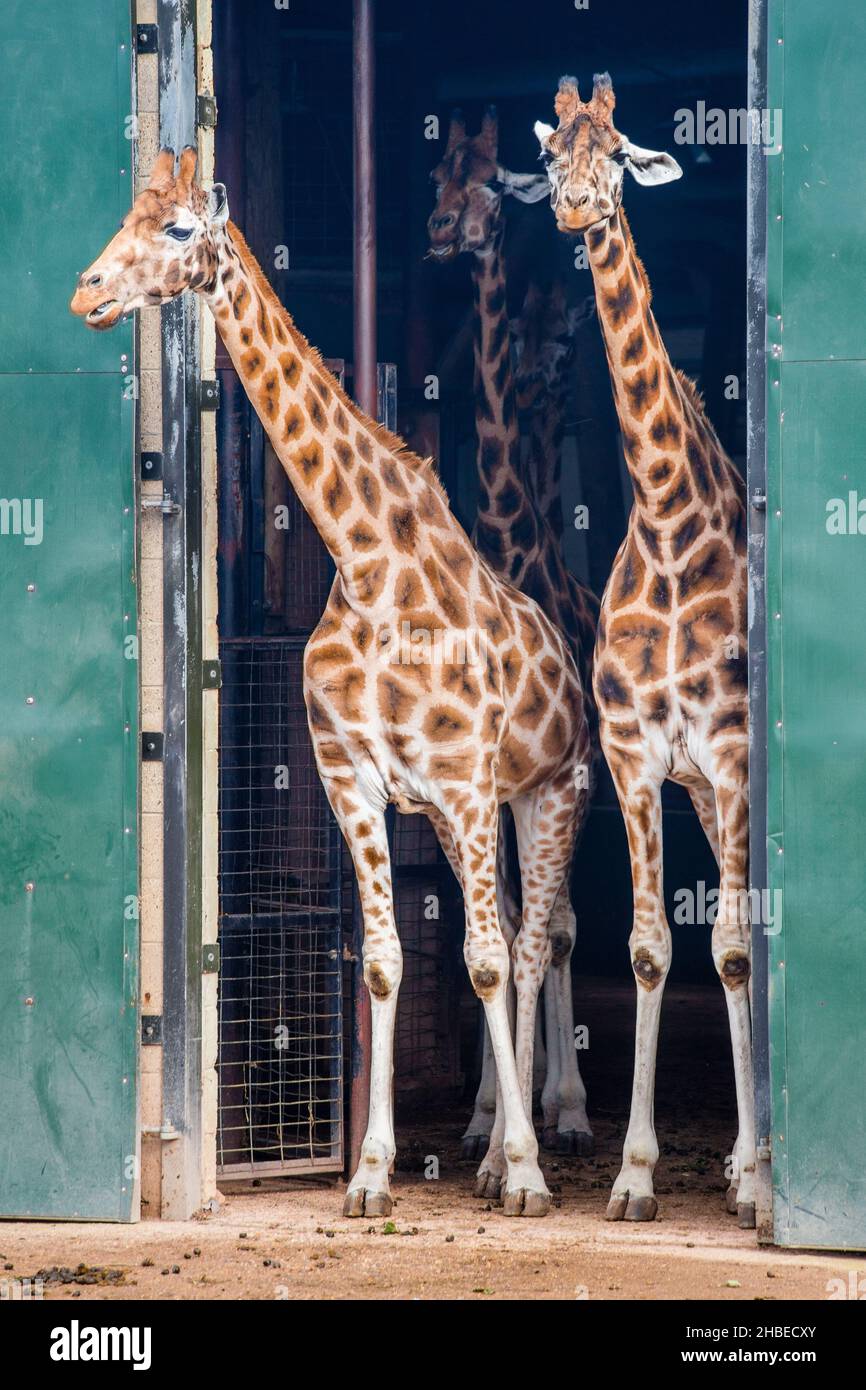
[202,943,220,974]
[141,493,180,516]
[201,379,220,410]
[751,489,767,512]
[196,94,217,130]
[142,731,164,762]
[140,451,163,482]
[135,23,158,55]
[202,658,222,690]
[141,1014,162,1045]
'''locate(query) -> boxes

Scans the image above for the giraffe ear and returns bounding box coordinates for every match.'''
[534,121,555,150]
[621,141,683,187]
[207,182,229,227]
[500,169,550,204]
[148,147,176,193]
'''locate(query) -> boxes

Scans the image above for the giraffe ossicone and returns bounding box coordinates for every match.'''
[536,73,755,1228]
[71,145,590,1220]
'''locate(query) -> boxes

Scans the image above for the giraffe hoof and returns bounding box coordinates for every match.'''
[556,1129,594,1157]
[725,1185,739,1215]
[474,1170,503,1201]
[343,1188,392,1219]
[737,1201,756,1230]
[502,1187,551,1218]
[606,1192,657,1222]
[461,1133,491,1162]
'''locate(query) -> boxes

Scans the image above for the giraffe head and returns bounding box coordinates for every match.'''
[534,74,682,235]
[427,107,549,260]
[510,280,590,413]
[70,147,228,330]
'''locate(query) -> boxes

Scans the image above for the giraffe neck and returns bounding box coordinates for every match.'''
[206,222,452,604]
[585,208,736,527]
[470,232,537,569]
[527,379,567,541]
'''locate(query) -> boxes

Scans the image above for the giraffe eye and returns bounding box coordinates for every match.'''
[610,148,628,166]
[164,224,193,241]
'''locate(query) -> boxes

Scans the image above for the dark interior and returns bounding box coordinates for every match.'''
[212,0,748,1169]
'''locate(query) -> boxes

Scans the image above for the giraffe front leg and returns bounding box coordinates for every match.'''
[710,769,756,1230]
[607,771,668,1223]
[447,803,550,1217]
[323,784,402,1219]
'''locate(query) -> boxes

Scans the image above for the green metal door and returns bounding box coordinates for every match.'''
[0,0,138,1219]
[764,0,866,1248]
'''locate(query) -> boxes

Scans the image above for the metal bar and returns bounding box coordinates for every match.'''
[348,0,378,1178]
[747,0,772,1242]
[158,0,203,1220]
[352,0,377,417]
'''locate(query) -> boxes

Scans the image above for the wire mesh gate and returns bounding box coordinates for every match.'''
[217,640,343,1174]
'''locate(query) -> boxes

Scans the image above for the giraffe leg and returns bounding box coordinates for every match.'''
[540,883,593,1154]
[708,764,756,1229]
[323,787,402,1218]
[430,808,520,1162]
[689,779,721,866]
[445,802,550,1217]
[607,768,668,1223]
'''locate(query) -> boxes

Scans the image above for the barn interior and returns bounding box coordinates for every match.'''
[211,0,749,1200]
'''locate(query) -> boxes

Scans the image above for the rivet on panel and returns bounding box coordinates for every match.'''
[24,997,34,1007]
[25,696,35,705]
[26,583,36,593]
[25,881,34,892]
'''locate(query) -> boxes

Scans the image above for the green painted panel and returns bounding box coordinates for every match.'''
[0,0,133,373]
[776,4,866,363]
[765,0,866,1249]
[768,362,866,1248]
[0,0,137,1220]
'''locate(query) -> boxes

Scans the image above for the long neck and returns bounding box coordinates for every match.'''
[206,222,451,601]
[585,208,734,527]
[526,376,567,542]
[470,232,538,569]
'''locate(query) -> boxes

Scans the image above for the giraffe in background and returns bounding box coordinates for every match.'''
[72,146,589,1218]
[536,74,754,1226]
[428,111,597,1174]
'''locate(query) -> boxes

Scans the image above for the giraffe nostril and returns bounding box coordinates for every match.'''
[87,273,103,288]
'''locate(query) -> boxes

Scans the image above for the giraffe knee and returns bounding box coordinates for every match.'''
[470,966,502,1001]
[631,946,667,991]
[364,960,400,999]
[550,933,572,968]
[718,950,750,990]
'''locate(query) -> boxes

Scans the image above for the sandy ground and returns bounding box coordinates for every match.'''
[2,980,861,1301]
[0,1168,860,1302]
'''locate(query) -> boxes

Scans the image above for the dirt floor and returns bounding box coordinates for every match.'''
[2,979,862,1301]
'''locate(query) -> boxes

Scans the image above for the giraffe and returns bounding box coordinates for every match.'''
[71,146,590,1218]
[534,75,755,1227]
[511,277,589,542]
[428,111,598,1173]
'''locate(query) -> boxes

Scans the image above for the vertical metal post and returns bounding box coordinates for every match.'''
[349,0,377,1176]
[158,0,203,1219]
[352,0,377,417]
[747,0,772,1241]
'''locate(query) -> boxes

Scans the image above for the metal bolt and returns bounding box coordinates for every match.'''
[26,583,36,593]
[24,997,34,1007]
[25,696,35,705]
[25,881,34,892]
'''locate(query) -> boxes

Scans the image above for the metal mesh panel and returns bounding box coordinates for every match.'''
[217,639,342,1175]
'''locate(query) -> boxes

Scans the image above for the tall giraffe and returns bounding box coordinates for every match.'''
[535,75,754,1226]
[428,112,597,1174]
[71,146,589,1218]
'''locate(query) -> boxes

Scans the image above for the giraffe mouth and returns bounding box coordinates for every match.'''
[86,299,124,329]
